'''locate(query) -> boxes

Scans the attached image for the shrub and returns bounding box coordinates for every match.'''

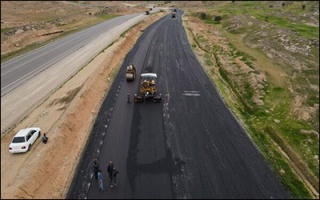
[200,12,207,20]
[214,16,222,22]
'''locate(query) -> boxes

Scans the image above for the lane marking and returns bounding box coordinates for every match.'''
[182,91,200,96]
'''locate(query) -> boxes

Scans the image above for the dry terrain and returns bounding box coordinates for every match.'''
[1,1,319,199]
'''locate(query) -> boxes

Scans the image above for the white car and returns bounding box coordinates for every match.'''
[9,127,41,153]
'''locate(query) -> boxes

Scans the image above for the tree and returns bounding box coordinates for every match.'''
[302,4,306,10]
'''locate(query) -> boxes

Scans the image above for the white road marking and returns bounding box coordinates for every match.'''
[182,91,200,96]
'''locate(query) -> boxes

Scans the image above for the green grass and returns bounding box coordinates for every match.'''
[243,82,254,101]
[243,86,315,198]
[211,1,319,39]
[228,44,257,61]
[204,53,213,66]
[276,119,319,177]
[254,13,319,39]
[250,126,312,199]
[259,85,319,179]
[1,27,15,34]
[223,81,313,198]
[307,95,319,106]
[265,125,319,194]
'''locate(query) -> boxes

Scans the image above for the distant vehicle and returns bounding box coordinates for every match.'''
[9,127,41,153]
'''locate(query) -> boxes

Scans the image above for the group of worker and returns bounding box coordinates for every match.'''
[90,92,132,191]
[93,159,119,191]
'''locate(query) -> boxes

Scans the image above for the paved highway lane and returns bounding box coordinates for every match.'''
[67,10,292,199]
[1,13,145,96]
[1,12,150,134]
[67,12,174,199]
[156,12,291,199]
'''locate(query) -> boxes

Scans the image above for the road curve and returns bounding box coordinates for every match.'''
[67,10,292,199]
[1,12,150,135]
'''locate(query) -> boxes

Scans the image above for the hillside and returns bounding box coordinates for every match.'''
[1,1,319,199]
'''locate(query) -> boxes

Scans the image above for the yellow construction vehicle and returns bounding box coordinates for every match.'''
[134,73,162,103]
[126,64,136,81]
[172,11,176,18]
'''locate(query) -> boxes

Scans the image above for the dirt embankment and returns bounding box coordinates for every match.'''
[1,12,165,199]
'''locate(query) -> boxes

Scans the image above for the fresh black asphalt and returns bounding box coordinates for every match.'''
[67,10,292,199]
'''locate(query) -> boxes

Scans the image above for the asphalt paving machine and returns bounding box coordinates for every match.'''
[134,73,162,103]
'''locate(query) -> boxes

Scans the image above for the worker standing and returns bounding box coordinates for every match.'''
[111,167,119,187]
[42,133,48,144]
[107,161,115,187]
[127,92,131,104]
[97,170,104,191]
[144,92,148,104]
[93,159,100,181]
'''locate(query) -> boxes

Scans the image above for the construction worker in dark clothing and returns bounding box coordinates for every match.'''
[107,161,114,187]
[111,167,119,187]
[93,159,100,180]
[127,92,130,104]
[42,133,48,144]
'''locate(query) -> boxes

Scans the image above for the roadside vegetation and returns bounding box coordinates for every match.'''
[182,1,319,199]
